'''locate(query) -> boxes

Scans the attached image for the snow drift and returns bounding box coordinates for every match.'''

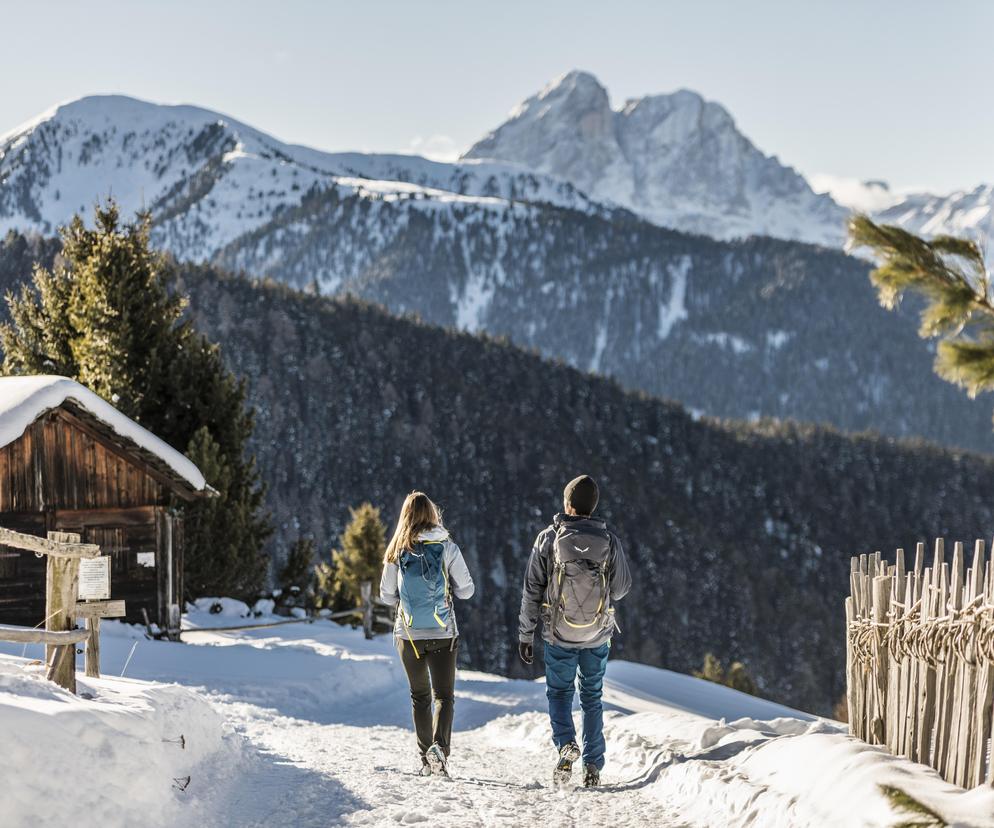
[0,655,237,828]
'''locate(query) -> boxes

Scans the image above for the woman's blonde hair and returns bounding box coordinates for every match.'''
[384,491,443,563]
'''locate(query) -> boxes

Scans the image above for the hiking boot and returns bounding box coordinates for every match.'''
[583,764,600,787]
[553,741,581,786]
[418,755,432,776]
[426,743,450,778]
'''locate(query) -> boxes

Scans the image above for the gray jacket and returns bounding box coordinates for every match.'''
[518,513,631,649]
[380,526,475,641]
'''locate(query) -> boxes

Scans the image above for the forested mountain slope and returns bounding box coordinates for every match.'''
[3,237,994,713]
[210,193,994,455]
[176,266,994,714]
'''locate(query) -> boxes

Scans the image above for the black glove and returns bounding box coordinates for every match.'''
[519,641,534,665]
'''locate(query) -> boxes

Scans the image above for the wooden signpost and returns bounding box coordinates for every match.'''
[0,527,125,691]
[75,550,125,678]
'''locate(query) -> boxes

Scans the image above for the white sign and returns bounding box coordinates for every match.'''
[78,556,111,601]
[136,551,156,568]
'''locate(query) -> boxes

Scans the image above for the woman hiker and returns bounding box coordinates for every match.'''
[380,491,475,777]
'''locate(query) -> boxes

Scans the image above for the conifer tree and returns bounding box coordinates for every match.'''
[313,559,337,611]
[849,215,994,409]
[279,538,316,594]
[694,653,759,696]
[694,652,725,684]
[330,503,386,608]
[0,202,271,599]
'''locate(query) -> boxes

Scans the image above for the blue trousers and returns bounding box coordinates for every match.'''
[544,641,610,770]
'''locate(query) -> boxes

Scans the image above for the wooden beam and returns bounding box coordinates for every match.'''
[0,526,99,559]
[76,600,126,619]
[0,624,90,644]
[55,506,157,528]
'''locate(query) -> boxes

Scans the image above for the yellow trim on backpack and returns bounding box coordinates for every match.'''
[401,611,421,659]
[558,570,606,629]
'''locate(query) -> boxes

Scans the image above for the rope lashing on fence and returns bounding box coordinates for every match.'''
[848,599,994,667]
[845,538,994,790]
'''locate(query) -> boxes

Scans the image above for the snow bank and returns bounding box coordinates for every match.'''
[0,376,206,491]
[0,654,239,828]
[598,661,994,827]
[602,710,994,827]
[603,659,814,721]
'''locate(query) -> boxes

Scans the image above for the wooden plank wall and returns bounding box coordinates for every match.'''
[846,538,994,789]
[0,513,47,625]
[0,510,165,627]
[0,412,167,513]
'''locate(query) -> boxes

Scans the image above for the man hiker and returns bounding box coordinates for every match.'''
[518,474,632,787]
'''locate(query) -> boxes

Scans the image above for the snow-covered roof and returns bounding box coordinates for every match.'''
[0,376,207,493]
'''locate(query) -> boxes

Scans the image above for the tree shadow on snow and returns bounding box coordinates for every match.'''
[205,742,371,826]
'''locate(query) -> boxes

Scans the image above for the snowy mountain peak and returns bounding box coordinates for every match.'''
[465,71,848,246]
[531,69,610,106]
[0,93,604,260]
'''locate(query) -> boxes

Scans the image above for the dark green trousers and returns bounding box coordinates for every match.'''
[396,636,458,757]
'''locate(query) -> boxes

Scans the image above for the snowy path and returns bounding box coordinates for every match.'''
[214,711,690,827]
[5,605,993,827]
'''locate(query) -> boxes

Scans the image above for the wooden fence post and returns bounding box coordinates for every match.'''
[84,617,100,678]
[360,580,374,640]
[870,574,891,744]
[45,531,81,693]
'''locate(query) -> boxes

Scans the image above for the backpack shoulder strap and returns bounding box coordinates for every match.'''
[544,521,563,581]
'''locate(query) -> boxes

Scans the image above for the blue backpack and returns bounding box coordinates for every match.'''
[398,541,451,630]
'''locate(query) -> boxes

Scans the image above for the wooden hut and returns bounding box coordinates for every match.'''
[0,376,211,637]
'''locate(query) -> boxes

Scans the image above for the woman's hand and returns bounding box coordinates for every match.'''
[518,641,534,665]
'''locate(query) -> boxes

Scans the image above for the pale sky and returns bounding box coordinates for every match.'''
[2,0,992,194]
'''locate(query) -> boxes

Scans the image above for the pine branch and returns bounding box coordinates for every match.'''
[878,784,947,828]
[848,215,994,403]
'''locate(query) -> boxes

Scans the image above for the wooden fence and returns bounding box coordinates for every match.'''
[846,538,994,788]
[0,527,124,692]
[181,582,394,639]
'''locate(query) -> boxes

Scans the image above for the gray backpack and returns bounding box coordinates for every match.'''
[544,520,616,645]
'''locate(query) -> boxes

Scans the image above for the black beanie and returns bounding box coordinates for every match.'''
[564,475,599,516]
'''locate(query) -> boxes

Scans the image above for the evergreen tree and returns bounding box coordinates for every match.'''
[182,426,269,598]
[0,202,271,599]
[1,204,184,413]
[313,559,337,611]
[694,652,725,684]
[725,661,758,696]
[694,653,759,696]
[849,215,994,409]
[330,503,386,608]
[280,538,315,594]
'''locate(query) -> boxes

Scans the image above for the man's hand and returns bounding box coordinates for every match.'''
[519,641,534,665]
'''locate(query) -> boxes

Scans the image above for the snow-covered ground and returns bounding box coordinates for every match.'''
[2,602,991,827]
